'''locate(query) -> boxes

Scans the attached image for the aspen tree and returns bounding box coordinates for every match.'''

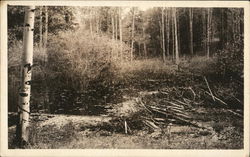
[142,22,147,59]
[111,13,115,40]
[189,8,193,56]
[202,9,207,55]
[165,8,170,57]
[130,8,135,61]
[39,6,43,49]
[171,8,175,61]
[16,6,35,146]
[44,6,48,51]
[111,11,115,59]
[89,7,93,38]
[115,12,118,41]
[161,7,166,63]
[119,7,123,59]
[207,8,212,58]
[173,8,179,65]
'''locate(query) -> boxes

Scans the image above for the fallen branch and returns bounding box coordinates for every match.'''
[205,91,227,106]
[138,98,152,113]
[227,109,243,118]
[143,120,160,130]
[173,99,191,107]
[204,76,215,101]
[189,87,196,100]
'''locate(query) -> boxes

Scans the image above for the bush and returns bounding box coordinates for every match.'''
[46,29,130,90]
[215,35,243,80]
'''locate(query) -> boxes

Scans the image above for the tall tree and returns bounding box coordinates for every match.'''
[207,8,212,58]
[202,9,207,55]
[142,22,147,59]
[119,7,123,59]
[189,8,193,56]
[173,8,179,65]
[171,8,175,61]
[130,8,135,61]
[111,13,115,40]
[39,6,43,49]
[161,8,166,62]
[43,6,48,50]
[89,7,93,38]
[16,5,35,147]
[165,8,170,57]
[115,12,118,40]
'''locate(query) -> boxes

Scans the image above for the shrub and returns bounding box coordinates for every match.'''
[46,29,130,90]
[215,35,243,80]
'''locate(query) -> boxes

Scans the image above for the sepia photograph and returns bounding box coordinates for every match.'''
[1,0,249,157]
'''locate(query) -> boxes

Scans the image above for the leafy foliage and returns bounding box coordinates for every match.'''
[216,35,243,80]
[46,29,130,90]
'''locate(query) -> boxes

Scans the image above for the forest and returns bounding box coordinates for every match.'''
[8,6,244,149]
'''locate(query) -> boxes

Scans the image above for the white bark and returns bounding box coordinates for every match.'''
[119,7,123,60]
[130,8,135,61]
[17,5,35,145]
[173,8,179,65]
[161,8,166,62]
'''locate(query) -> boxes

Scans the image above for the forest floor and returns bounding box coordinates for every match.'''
[8,58,243,149]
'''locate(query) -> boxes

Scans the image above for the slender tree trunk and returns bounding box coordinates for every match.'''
[220,9,224,49]
[90,8,93,38]
[142,23,147,59]
[161,8,166,63]
[189,8,193,56]
[173,8,179,65]
[111,13,115,59]
[177,10,181,57]
[119,7,123,60]
[165,8,170,57]
[207,8,212,58]
[202,9,207,56]
[172,8,175,62]
[16,6,35,147]
[139,43,141,57]
[111,14,115,40]
[39,6,43,49]
[96,10,99,34]
[43,6,48,64]
[115,13,118,41]
[130,8,135,61]
[44,6,48,50]
[159,20,162,52]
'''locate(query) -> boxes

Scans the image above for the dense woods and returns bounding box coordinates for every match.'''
[8,6,244,149]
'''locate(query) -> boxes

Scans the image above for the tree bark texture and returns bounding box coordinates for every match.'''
[16,5,35,147]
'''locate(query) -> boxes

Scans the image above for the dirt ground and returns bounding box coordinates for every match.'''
[8,90,243,149]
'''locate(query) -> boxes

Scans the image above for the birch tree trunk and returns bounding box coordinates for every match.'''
[39,6,43,49]
[119,7,123,60]
[202,9,207,56]
[89,8,93,38]
[207,8,212,58]
[96,9,99,34]
[115,13,118,41]
[189,8,193,56]
[111,14,115,40]
[171,8,175,62]
[161,8,166,63]
[165,8,170,57]
[16,6,35,147]
[43,6,48,64]
[142,23,147,59]
[173,8,179,65]
[130,8,135,61]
